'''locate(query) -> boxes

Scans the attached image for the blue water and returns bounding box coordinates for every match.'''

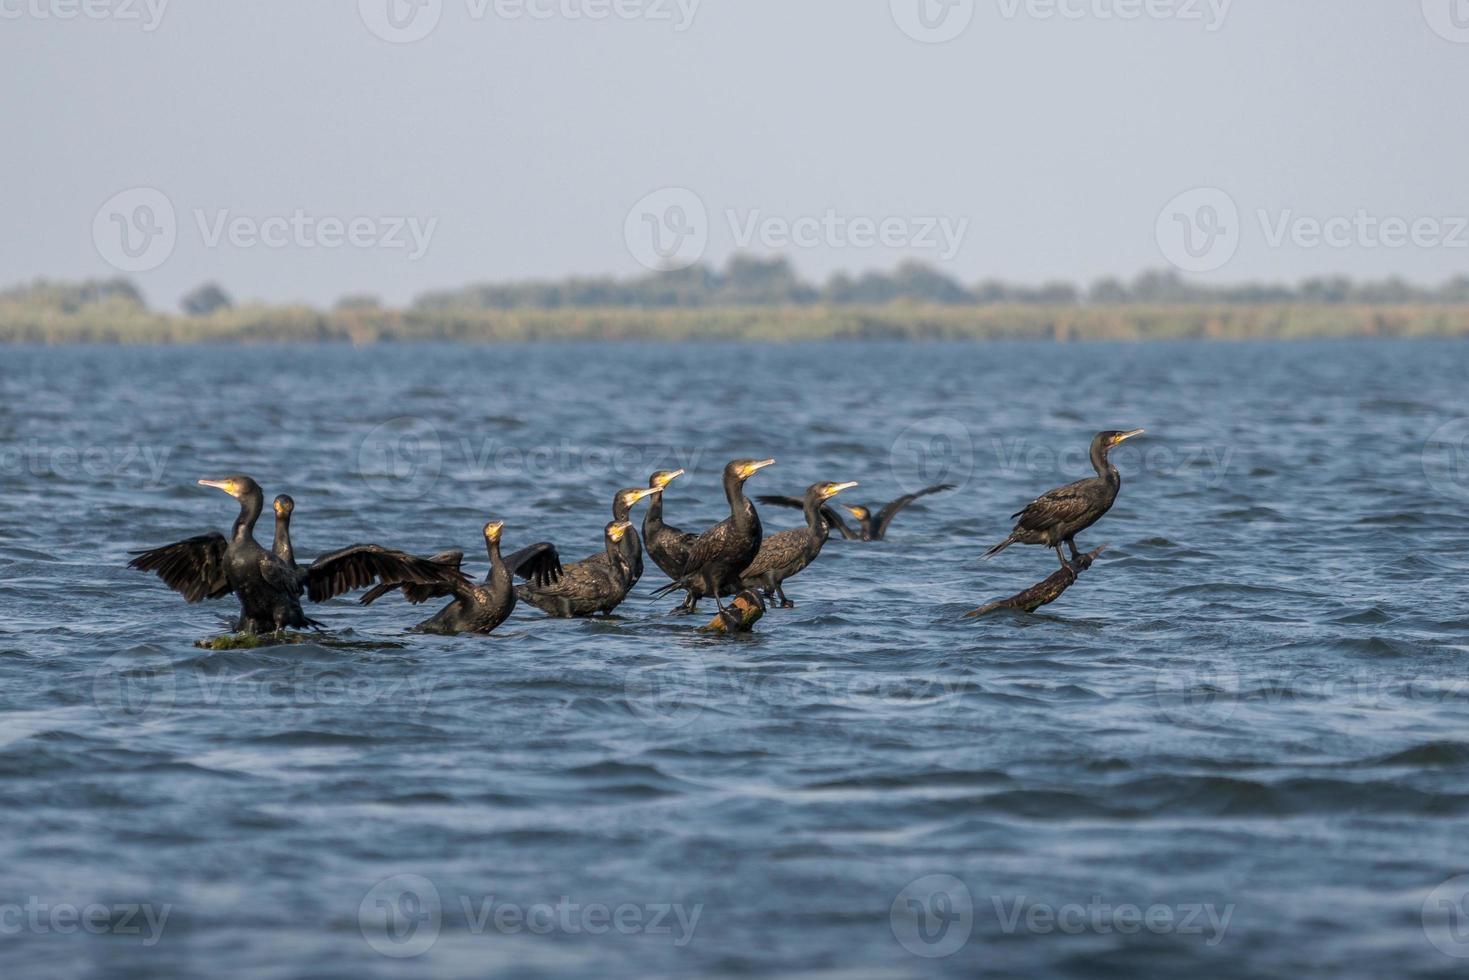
[2,340,1469,978]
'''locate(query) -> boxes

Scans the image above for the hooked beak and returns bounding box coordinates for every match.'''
[823,481,859,499]
[484,521,505,540]
[608,521,631,542]
[739,459,776,479]
[631,486,663,502]
[658,469,685,487]
[1114,428,1145,444]
[198,478,237,498]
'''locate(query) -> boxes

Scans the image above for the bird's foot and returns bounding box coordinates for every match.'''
[779,600,795,609]
[1067,554,1094,572]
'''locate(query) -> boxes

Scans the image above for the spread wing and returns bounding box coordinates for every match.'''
[504,542,563,588]
[305,544,469,603]
[874,484,955,537]
[758,495,855,539]
[1012,480,1099,532]
[755,495,806,510]
[358,550,467,606]
[128,533,231,603]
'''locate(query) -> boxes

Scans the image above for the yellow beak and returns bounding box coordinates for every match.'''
[823,481,859,499]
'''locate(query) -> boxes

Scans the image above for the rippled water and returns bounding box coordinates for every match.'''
[3,340,1469,978]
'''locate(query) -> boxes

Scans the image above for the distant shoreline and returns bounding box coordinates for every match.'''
[4,303,1469,345]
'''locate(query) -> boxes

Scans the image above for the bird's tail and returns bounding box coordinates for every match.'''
[981,534,1015,561]
[649,578,686,600]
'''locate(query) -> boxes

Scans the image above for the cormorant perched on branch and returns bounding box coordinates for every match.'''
[739,481,857,607]
[359,521,562,635]
[517,521,636,617]
[643,469,699,581]
[651,458,774,614]
[983,429,1144,569]
[128,476,466,633]
[758,483,954,541]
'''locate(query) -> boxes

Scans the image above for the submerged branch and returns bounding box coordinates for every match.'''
[966,545,1108,618]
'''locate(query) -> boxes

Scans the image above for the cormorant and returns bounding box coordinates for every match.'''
[516,521,636,617]
[358,521,562,635]
[584,485,663,587]
[642,469,700,581]
[758,483,954,540]
[271,494,297,562]
[128,476,466,633]
[651,458,774,613]
[983,429,1144,568]
[739,481,857,607]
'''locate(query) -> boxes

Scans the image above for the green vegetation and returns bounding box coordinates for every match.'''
[6,263,1469,344]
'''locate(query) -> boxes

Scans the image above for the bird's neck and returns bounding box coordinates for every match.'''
[1090,445,1120,485]
[726,478,754,529]
[644,492,664,527]
[802,495,827,539]
[234,492,263,542]
[272,513,294,562]
[487,539,510,592]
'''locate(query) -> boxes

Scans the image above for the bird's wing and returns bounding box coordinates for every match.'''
[1012,480,1097,531]
[305,544,469,603]
[874,483,955,537]
[260,552,305,597]
[679,520,734,577]
[504,542,563,587]
[128,532,231,602]
[741,528,805,577]
[754,495,806,510]
[819,504,857,540]
[359,550,467,606]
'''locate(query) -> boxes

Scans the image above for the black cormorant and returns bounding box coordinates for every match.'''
[359,521,562,635]
[983,429,1144,568]
[739,481,857,607]
[642,469,699,581]
[651,458,774,613]
[758,482,954,541]
[128,476,465,633]
[584,485,662,587]
[516,521,636,617]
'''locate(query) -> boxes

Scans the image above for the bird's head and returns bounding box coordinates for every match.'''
[1095,429,1145,454]
[727,458,776,484]
[606,520,632,544]
[198,475,262,501]
[815,481,858,501]
[650,469,685,489]
[483,520,504,544]
[843,504,871,520]
[615,486,663,514]
[272,494,294,517]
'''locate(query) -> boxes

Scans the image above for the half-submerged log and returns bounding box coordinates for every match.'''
[966,545,1107,617]
[699,590,766,634]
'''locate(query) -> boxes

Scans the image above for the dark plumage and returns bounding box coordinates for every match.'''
[358,521,562,635]
[583,485,662,588]
[643,469,700,581]
[739,481,857,607]
[128,476,466,634]
[758,483,954,541]
[517,521,635,617]
[651,458,775,614]
[983,429,1144,568]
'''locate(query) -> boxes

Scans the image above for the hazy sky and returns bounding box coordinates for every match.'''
[4,1,1467,308]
